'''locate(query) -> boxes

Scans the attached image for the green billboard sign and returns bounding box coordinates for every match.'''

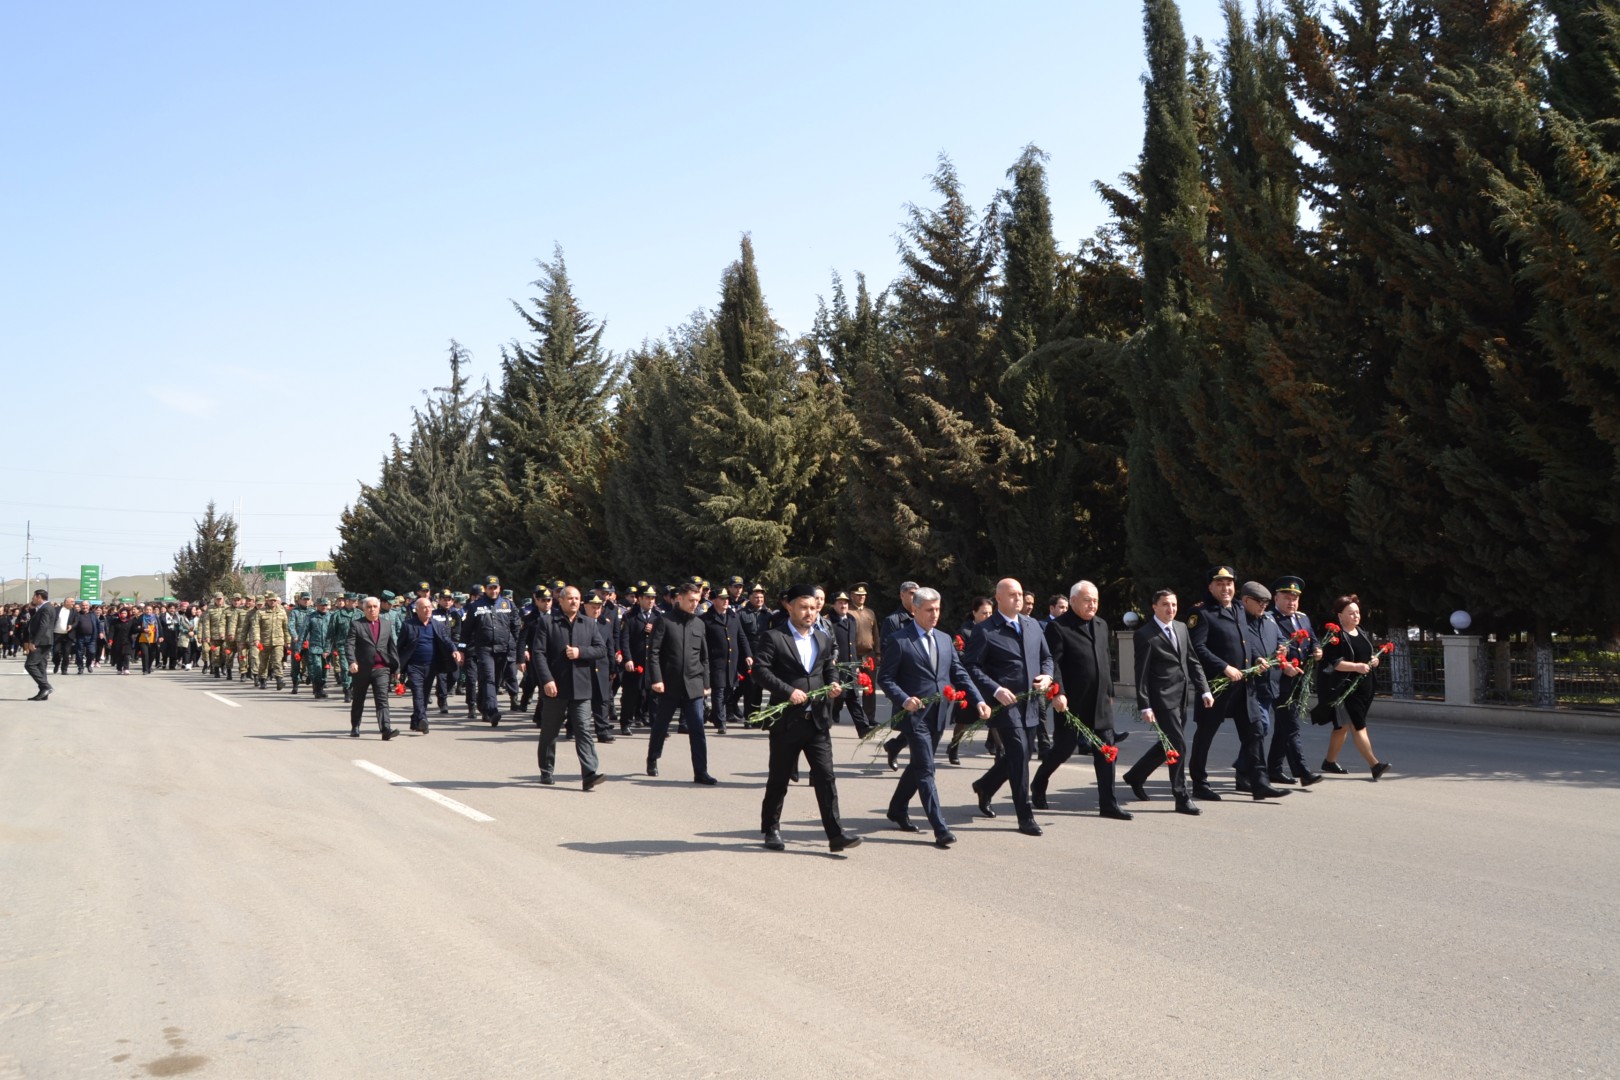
[79,564,101,603]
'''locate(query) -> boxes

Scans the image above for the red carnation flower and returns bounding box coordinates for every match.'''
[1379,641,1395,655]
[1324,622,1342,633]
[862,656,875,672]
[1166,749,1181,765]
[1101,744,1119,763]
[953,635,965,651]
[393,683,405,696]
[1046,682,1062,701]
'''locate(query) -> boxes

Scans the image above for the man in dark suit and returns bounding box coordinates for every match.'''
[963,578,1055,836]
[1230,580,1290,799]
[531,585,608,790]
[1033,580,1132,820]
[24,590,57,701]
[754,584,861,852]
[1121,589,1214,814]
[878,586,989,847]
[701,589,751,736]
[398,597,461,734]
[647,581,716,783]
[618,585,659,731]
[346,596,400,740]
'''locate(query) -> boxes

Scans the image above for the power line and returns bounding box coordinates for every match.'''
[0,500,335,517]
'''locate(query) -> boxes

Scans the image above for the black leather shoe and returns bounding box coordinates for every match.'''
[583,772,607,791]
[1017,820,1044,837]
[762,830,785,851]
[887,743,902,771]
[886,812,919,833]
[1031,791,1049,811]
[1127,779,1151,802]
[947,745,960,766]
[693,774,718,786]
[1322,759,1348,774]
[538,773,554,786]
[1175,798,1202,816]
[1193,784,1223,801]
[410,721,422,732]
[381,728,398,741]
[1268,772,1298,785]
[419,723,429,735]
[598,733,617,744]
[646,760,659,777]
[829,832,862,852]
[1251,783,1290,800]
[1372,761,1392,780]
[934,830,957,848]
[1234,778,1252,793]
[488,715,500,728]
[1299,771,1324,787]
[1100,806,1134,821]
[1116,731,1130,744]
[26,692,44,701]
[972,783,997,818]
[348,726,360,737]
[438,705,450,716]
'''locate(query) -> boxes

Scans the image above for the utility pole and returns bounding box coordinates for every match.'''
[21,520,38,601]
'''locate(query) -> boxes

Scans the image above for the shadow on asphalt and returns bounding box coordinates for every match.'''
[560,835,831,859]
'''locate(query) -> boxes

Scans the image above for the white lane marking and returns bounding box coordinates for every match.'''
[204,692,242,708]
[352,760,495,822]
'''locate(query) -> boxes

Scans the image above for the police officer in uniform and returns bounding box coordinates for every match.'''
[1187,566,1288,801]
[431,590,461,715]
[303,596,335,699]
[701,587,752,735]
[1266,576,1324,787]
[464,575,522,725]
[619,584,659,732]
[517,585,551,713]
[825,590,870,735]
[737,583,771,722]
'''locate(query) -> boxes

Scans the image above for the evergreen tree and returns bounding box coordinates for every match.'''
[676,237,841,584]
[1546,0,1620,153]
[332,343,486,594]
[478,248,620,586]
[1124,0,1213,597]
[603,331,709,582]
[171,500,240,600]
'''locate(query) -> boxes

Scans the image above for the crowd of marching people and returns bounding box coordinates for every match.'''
[8,566,1393,851]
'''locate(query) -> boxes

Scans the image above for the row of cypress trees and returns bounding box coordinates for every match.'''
[334,0,1620,639]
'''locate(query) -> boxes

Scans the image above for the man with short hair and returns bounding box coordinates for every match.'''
[254,593,291,691]
[346,597,399,739]
[737,584,771,722]
[849,584,880,731]
[701,588,751,736]
[24,590,57,700]
[1230,581,1290,799]
[399,597,461,734]
[878,587,989,847]
[648,582,716,783]
[753,584,861,852]
[963,578,1054,835]
[1034,581,1130,819]
[530,586,607,788]
[287,592,313,694]
[1122,589,1213,815]
[619,585,659,732]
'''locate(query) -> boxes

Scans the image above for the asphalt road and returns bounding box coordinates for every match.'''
[2,660,1617,1079]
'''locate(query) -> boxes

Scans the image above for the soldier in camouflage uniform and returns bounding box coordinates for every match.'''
[236,597,259,682]
[329,594,357,702]
[203,593,228,677]
[302,596,334,699]
[254,593,291,690]
[287,591,313,695]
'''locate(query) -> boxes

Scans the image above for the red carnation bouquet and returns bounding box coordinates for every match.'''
[1058,709,1119,762]
[1209,644,1289,697]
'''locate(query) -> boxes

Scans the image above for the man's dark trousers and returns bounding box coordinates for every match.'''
[350,667,395,734]
[25,648,51,695]
[538,696,599,778]
[404,662,435,727]
[651,694,709,776]
[888,713,949,833]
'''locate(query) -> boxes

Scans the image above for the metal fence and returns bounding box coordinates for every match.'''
[1476,637,1620,711]
[1375,637,1446,701]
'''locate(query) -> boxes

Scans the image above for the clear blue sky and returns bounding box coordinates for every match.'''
[3,0,1233,586]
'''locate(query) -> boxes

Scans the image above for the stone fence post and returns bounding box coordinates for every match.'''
[1442,635,1480,706]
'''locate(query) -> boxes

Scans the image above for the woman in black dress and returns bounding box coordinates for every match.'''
[1315,594,1392,779]
[109,608,137,674]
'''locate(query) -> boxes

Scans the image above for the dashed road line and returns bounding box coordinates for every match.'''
[203,692,242,708]
[352,760,495,822]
